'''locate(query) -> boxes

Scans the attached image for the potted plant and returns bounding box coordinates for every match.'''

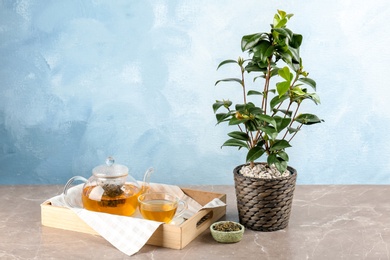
[213,10,323,231]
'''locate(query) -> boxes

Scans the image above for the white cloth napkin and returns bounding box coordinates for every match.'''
[47,183,226,256]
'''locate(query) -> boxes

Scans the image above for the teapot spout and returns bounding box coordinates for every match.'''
[141,167,154,193]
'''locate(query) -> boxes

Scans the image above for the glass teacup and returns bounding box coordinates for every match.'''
[138,192,187,224]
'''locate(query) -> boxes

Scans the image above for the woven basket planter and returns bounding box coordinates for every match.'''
[233,163,297,232]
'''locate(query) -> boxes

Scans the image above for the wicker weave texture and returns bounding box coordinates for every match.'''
[233,164,297,231]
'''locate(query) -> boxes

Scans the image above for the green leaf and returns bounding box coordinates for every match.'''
[277,151,289,161]
[213,100,232,113]
[252,41,273,62]
[246,146,266,162]
[274,160,288,173]
[308,93,321,104]
[255,114,277,128]
[289,47,300,63]
[278,49,293,64]
[217,59,238,70]
[273,28,292,38]
[270,140,291,151]
[273,109,293,117]
[276,81,290,97]
[274,116,291,132]
[245,120,258,132]
[287,127,299,134]
[235,103,245,111]
[221,139,248,149]
[275,18,288,28]
[267,152,288,173]
[215,78,243,86]
[291,86,306,96]
[259,126,278,141]
[265,45,275,58]
[270,95,289,109]
[215,113,231,124]
[267,153,277,165]
[248,106,263,115]
[229,116,247,125]
[278,66,292,81]
[225,100,233,108]
[247,90,263,96]
[269,68,280,78]
[246,66,266,73]
[236,102,255,112]
[295,113,323,125]
[245,62,267,72]
[241,33,268,51]
[298,77,316,90]
[278,9,287,17]
[253,75,266,82]
[227,131,250,141]
[290,34,302,48]
[212,101,224,113]
[291,62,301,72]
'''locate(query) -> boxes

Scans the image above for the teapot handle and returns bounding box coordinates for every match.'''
[141,167,154,193]
[62,176,88,208]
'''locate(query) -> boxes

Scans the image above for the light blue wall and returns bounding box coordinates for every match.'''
[1,0,390,185]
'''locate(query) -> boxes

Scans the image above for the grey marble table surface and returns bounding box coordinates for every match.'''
[0,185,389,259]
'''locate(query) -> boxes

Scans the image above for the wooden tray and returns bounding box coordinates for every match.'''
[41,188,226,249]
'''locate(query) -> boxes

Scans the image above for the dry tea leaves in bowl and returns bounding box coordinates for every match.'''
[212,221,242,232]
[210,221,245,243]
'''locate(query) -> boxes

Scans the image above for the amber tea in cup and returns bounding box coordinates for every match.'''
[138,192,187,223]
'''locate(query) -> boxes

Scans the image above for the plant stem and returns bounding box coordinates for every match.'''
[288,123,303,142]
[272,101,285,117]
[282,102,301,140]
[253,58,273,155]
[241,63,247,104]
[262,59,272,114]
[239,64,252,149]
[283,101,292,120]
[250,161,255,168]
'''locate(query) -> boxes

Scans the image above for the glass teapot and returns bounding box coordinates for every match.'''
[63,156,154,216]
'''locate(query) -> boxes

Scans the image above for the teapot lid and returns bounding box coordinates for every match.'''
[92,156,128,177]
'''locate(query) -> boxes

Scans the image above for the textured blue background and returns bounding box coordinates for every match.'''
[1,0,390,185]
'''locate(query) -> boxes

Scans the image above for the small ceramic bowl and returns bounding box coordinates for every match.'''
[210,221,245,243]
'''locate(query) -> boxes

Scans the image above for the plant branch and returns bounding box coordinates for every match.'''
[288,123,303,142]
[240,62,247,105]
[262,58,272,113]
[227,106,251,148]
[282,102,301,140]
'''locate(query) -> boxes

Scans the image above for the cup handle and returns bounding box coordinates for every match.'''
[175,199,188,218]
[62,176,88,208]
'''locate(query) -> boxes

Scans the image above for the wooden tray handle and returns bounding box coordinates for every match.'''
[195,209,214,229]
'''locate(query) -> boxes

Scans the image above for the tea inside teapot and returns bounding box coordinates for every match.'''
[63,157,154,217]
